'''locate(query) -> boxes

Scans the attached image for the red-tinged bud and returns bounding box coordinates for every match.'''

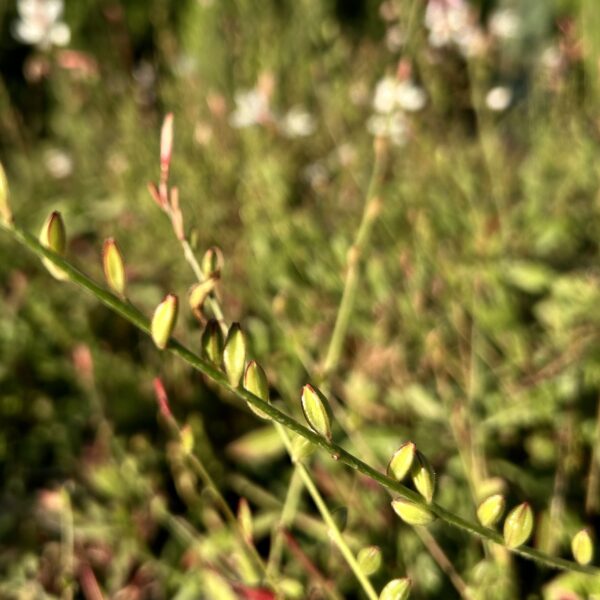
[160,112,174,181]
[169,187,184,240]
[153,377,172,419]
[147,181,166,209]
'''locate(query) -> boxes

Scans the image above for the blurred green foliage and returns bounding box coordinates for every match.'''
[2,0,600,598]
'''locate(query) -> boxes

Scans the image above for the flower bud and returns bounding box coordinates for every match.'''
[410,450,435,504]
[476,494,505,528]
[357,545,382,576]
[102,238,126,296]
[243,360,271,420]
[391,498,435,526]
[151,294,178,350]
[237,497,253,545]
[201,319,223,364]
[39,211,68,280]
[0,161,12,225]
[202,246,223,279]
[301,384,332,441]
[379,577,411,600]
[223,323,246,387]
[189,278,216,318]
[503,502,533,549]
[571,528,593,566]
[387,442,416,482]
[180,424,194,455]
[160,112,174,180]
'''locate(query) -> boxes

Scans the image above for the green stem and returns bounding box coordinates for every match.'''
[6,222,597,576]
[274,424,378,600]
[266,467,304,577]
[321,146,385,377]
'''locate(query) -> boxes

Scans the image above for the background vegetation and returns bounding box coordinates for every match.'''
[2,0,600,598]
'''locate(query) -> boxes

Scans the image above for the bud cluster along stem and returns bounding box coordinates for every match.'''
[6,107,599,584]
[7,223,599,575]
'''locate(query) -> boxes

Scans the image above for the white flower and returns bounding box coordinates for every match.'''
[373,76,399,114]
[279,107,316,138]
[44,148,73,179]
[367,112,409,146]
[229,88,272,128]
[395,81,427,112]
[485,86,512,111]
[373,77,427,114]
[424,0,484,56]
[488,8,520,40]
[12,0,71,49]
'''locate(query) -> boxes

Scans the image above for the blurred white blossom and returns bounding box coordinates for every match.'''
[44,148,73,179]
[367,112,409,146]
[488,8,520,40]
[424,0,484,56]
[12,0,70,49]
[279,107,316,138]
[369,74,426,146]
[373,76,427,114]
[230,88,272,128]
[396,81,427,112]
[485,86,512,111]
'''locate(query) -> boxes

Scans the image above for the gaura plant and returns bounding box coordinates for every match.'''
[1,103,598,599]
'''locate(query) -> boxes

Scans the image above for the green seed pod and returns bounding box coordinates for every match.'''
[223,322,246,387]
[357,545,382,576]
[151,294,178,350]
[180,424,194,455]
[503,502,534,549]
[0,161,12,225]
[379,577,411,600]
[102,238,126,296]
[387,442,416,481]
[571,528,593,566]
[477,494,505,528]
[301,384,333,441]
[202,246,223,279]
[410,450,435,504]
[237,497,253,544]
[243,360,271,420]
[391,498,435,526]
[39,211,68,280]
[189,278,216,313]
[201,319,224,364]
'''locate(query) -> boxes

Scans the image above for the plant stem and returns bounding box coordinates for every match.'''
[266,467,304,577]
[6,222,598,576]
[175,219,373,596]
[321,143,386,378]
[274,423,379,600]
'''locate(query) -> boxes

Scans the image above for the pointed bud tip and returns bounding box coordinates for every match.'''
[301,384,332,441]
[151,294,179,350]
[503,502,534,549]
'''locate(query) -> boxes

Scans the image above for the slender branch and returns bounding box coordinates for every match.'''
[5,222,598,576]
[321,143,386,377]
